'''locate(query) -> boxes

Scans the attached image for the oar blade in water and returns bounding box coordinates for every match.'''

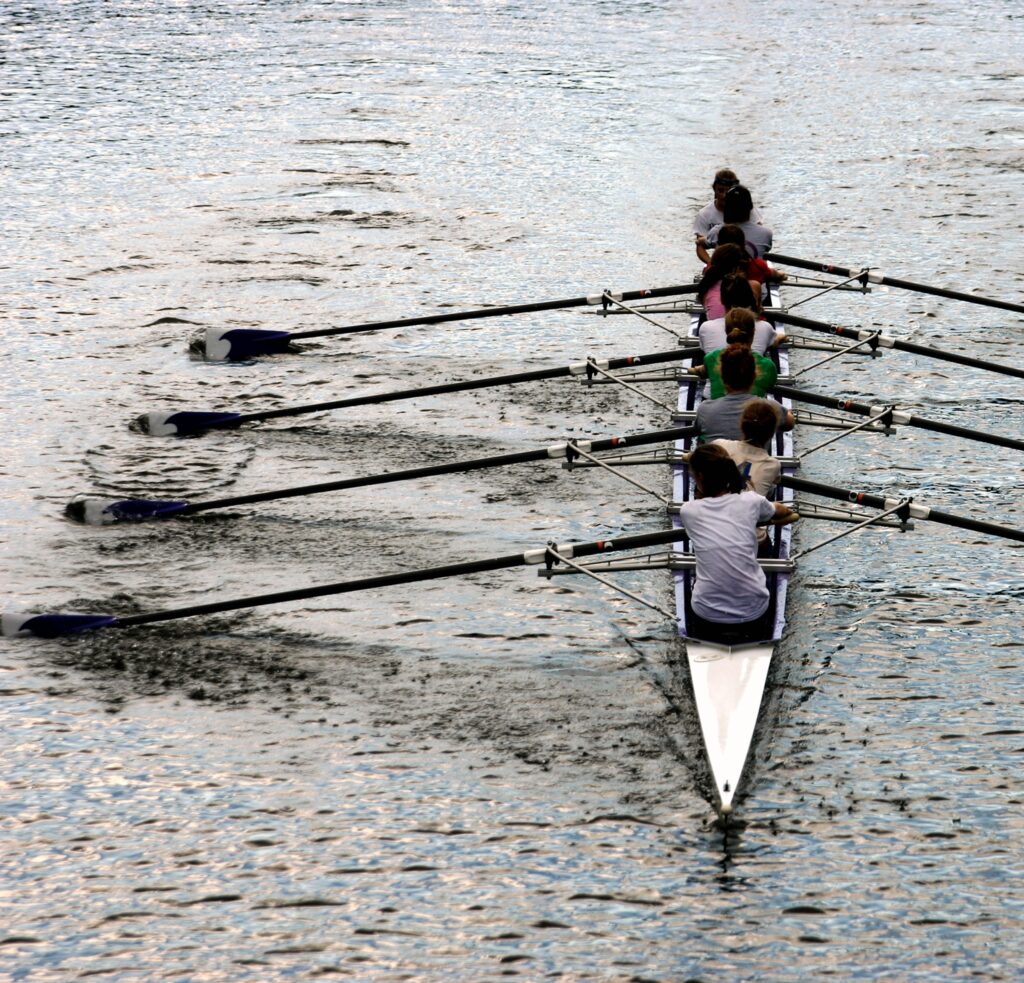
[2,612,119,638]
[65,497,192,525]
[205,328,294,361]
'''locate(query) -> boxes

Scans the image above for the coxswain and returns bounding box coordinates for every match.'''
[693,169,763,240]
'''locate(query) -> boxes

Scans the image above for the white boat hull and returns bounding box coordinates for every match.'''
[686,641,774,814]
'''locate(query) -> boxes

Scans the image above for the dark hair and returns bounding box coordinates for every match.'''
[719,272,758,312]
[690,443,744,496]
[740,399,781,446]
[719,344,756,391]
[725,307,756,345]
[713,168,739,189]
[715,223,747,249]
[697,243,747,301]
[723,185,754,224]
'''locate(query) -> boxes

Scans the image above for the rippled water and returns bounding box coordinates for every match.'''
[2,1,1023,979]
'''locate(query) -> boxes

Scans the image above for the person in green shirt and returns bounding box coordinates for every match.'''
[702,308,778,399]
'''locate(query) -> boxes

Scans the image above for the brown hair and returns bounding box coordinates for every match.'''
[715,223,747,250]
[725,307,756,346]
[719,344,756,391]
[697,243,747,302]
[740,399,781,446]
[690,443,744,497]
[719,272,758,312]
[723,185,754,223]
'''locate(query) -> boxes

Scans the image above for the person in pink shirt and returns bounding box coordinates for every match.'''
[696,244,760,320]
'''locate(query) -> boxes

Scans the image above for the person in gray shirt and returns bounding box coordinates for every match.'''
[700,185,773,260]
[695,345,794,443]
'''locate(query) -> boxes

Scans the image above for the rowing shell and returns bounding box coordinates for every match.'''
[673,281,794,814]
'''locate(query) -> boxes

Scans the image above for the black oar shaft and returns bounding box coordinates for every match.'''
[781,475,1024,543]
[224,347,699,427]
[182,425,697,514]
[289,284,700,340]
[776,311,1024,380]
[775,384,1024,452]
[113,526,691,628]
[767,253,1024,315]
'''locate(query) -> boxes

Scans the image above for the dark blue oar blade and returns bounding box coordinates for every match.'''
[3,613,119,637]
[65,498,192,524]
[205,328,293,361]
[139,411,243,436]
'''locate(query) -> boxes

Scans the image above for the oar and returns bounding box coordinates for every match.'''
[775,310,1024,380]
[766,253,1024,315]
[69,424,698,524]
[774,384,1024,453]
[2,525,692,638]
[204,283,701,360]
[138,346,700,435]
[780,475,1024,543]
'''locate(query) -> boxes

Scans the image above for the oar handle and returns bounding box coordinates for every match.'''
[766,253,1024,315]
[780,475,1024,543]
[289,283,700,340]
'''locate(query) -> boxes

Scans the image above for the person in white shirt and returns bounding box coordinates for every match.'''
[693,169,763,238]
[713,399,783,553]
[678,443,797,643]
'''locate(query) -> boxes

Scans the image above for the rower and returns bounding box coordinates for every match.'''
[714,223,787,297]
[713,399,783,554]
[696,244,760,321]
[693,169,764,242]
[694,345,795,442]
[700,185,773,259]
[698,273,784,353]
[702,309,779,399]
[678,444,797,644]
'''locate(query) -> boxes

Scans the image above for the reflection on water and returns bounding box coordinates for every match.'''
[1,0,1022,978]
